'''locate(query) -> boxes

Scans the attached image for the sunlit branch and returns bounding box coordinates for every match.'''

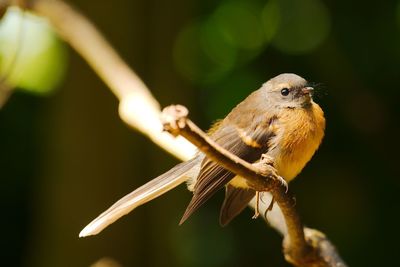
[30,0,196,161]
[161,105,347,267]
[16,0,347,266]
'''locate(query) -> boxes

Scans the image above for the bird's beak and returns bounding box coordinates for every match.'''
[301,87,314,95]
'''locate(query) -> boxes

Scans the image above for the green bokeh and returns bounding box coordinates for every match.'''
[200,18,237,70]
[173,0,277,85]
[173,19,234,84]
[397,1,400,29]
[270,0,331,54]
[261,0,280,42]
[0,7,67,95]
[212,1,265,51]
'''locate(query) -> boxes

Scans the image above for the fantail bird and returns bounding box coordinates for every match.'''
[79,73,326,237]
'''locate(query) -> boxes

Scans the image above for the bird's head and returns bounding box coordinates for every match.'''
[263,73,314,109]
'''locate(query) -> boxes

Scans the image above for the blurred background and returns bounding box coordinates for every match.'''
[0,0,399,266]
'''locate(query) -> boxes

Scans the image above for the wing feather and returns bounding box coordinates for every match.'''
[180,114,277,224]
[219,185,256,226]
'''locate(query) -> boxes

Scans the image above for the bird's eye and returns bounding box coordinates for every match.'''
[280,88,290,96]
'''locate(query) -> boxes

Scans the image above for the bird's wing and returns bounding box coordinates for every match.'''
[180,115,277,224]
[219,185,255,226]
[80,156,201,237]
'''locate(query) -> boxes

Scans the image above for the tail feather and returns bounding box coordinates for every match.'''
[79,157,200,237]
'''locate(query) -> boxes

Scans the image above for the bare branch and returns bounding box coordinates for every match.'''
[29,0,196,161]
[161,105,347,267]
[161,105,287,192]
[14,1,347,266]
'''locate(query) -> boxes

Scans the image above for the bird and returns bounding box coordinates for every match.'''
[79,73,326,237]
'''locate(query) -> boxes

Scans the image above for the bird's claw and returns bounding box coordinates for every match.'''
[276,175,288,193]
[260,154,274,166]
[254,154,288,192]
[252,191,261,219]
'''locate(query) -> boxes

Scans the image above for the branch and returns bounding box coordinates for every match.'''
[16,0,347,266]
[161,105,347,267]
[29,0,197,161]
[161,105,288,192]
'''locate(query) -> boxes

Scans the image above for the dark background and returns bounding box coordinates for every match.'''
[1,0,400,266]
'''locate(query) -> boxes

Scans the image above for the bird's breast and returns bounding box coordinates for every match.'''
[273,103,325,181]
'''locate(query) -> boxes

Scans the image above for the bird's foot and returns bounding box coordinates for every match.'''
[276,175,288,193]
[260,154,274,166]
[252,191,261,219]
[259,154,288,192]
[263,196,275,218]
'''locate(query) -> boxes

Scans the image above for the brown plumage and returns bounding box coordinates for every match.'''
[180,73,325,225]
[220,185,255,226]
[180,89,278,224]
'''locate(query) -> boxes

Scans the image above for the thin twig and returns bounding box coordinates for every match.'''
[161,105,347,267]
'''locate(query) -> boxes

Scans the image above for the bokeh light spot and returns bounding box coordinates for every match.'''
[200,18,237,69]
[261,0,280,42]
[173,20,236,84]
[270,0,331,54]
[212,1,265,51]
[174,1,273,84]
[0,7,67,95]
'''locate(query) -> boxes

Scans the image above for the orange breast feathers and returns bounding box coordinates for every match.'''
[273,102,326,181]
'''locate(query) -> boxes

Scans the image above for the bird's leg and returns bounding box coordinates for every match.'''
[264,196,275,218]
[253,192,275,220]
[252,154,282,219]
[258,154,288,193]
[252,191,260,219]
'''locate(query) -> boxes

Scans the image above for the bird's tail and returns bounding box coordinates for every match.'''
[79,156,201,237]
